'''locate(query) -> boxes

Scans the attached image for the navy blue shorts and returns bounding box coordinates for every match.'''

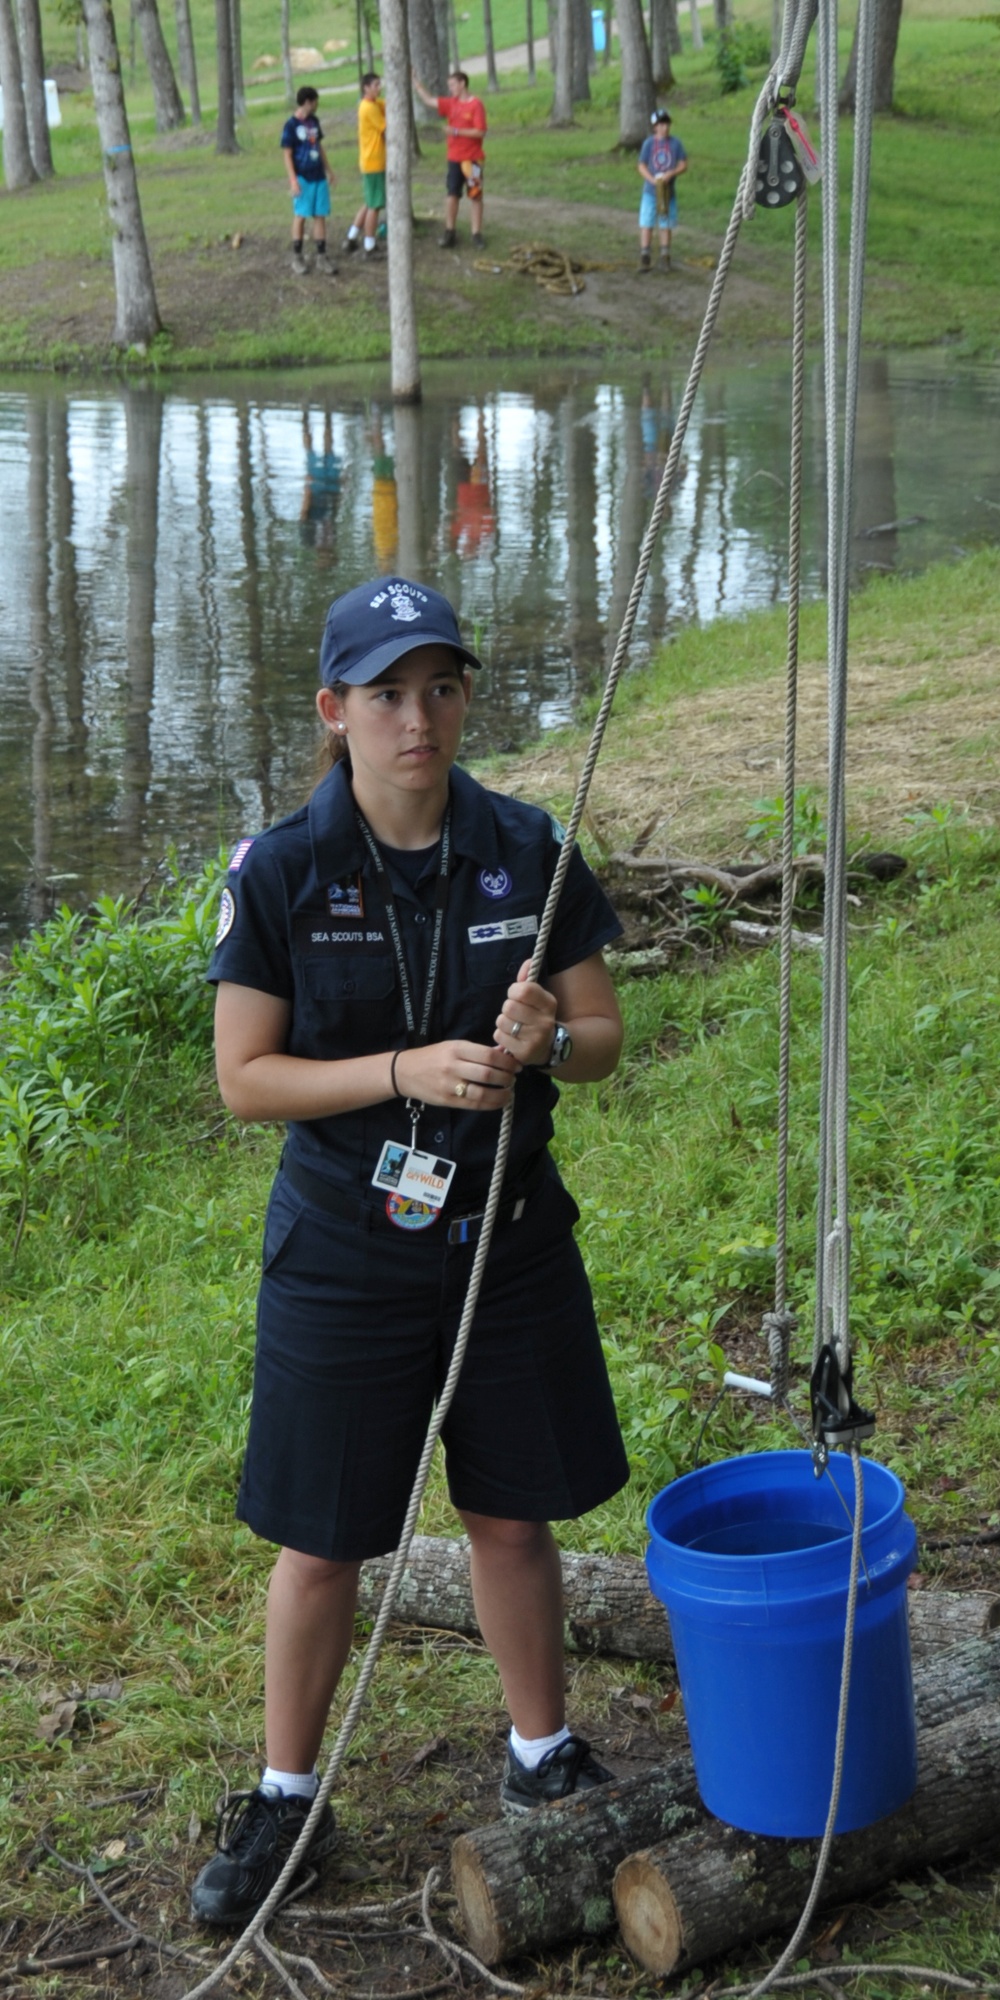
[236,1166,629,1560]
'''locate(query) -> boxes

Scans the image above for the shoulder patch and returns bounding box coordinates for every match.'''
[547,812,567,845]
[215,886,237,947]
[229,837,254,872]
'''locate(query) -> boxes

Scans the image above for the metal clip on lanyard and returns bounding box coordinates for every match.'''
[355,806,453,1143]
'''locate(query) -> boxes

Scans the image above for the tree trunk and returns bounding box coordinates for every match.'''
[571,0,590,100]
[839,0,903,112]
[410,0,445,115]
[133,0,184,129]
[358,1535,1000,1667]
[280,0,292,103]
[0,0,39,189]
[79,0,162,347]
[482,0,500,88]
[615,1698,1000,1976]
[174,0,200,122]
[214,0,238,152]
[383,0,421,402]
[616,0,655,146]
[17,0,53,175]
[230,0,245,116]
[649,0,675,90]
[454,1632,1000,1966]
[525,0,535,81]
[550,0,574,122]
[712,0,730,29]
[687,0,703,51]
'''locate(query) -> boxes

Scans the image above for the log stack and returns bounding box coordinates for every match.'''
[451,1630,1000,1968]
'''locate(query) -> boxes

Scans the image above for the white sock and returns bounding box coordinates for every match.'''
[347,225,360,241]
[364,235,376,251]
[509,1724,571,1771]
[261,1765,318,1800]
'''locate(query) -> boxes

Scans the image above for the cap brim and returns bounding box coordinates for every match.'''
[331,628,483,685]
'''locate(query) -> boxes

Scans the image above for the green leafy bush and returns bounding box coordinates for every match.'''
[715,23,773,91]
[0,861,223,1256]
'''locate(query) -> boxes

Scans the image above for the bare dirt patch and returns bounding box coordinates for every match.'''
[483,632,1000,858]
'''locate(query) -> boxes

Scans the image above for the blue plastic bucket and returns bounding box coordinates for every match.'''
[646,1450,918,1836]
[591,8,607,50]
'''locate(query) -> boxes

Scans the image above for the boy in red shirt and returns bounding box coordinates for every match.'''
[412,67,487,250]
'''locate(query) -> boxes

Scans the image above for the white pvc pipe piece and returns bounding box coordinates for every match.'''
[724,1370,774,1399]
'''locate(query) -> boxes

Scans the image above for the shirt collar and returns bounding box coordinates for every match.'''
[308,759,499,883]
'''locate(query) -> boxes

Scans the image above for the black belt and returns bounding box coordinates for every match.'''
[280,1147,547,1246]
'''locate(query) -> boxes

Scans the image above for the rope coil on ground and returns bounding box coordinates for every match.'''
[478,241,618,294]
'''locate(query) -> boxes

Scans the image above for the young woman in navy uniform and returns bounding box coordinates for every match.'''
[193,577,629,1925]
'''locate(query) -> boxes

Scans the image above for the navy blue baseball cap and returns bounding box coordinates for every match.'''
[319,576,484,686]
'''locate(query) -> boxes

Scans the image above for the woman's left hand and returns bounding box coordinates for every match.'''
[494,959,557,1066]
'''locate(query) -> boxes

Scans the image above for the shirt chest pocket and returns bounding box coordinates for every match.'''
[297,952,398,1053]
[462,934,534,994]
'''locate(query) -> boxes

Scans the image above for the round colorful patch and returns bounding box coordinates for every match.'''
[385,1193,438,1231]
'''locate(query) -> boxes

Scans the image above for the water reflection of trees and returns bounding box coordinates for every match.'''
[0,360,930,933]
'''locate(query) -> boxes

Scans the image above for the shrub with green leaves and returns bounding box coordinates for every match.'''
[0,860,223,1256]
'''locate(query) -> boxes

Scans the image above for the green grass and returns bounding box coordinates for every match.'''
[2,0,997,367]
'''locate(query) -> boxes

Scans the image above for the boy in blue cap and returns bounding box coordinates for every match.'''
[637,109,688,271]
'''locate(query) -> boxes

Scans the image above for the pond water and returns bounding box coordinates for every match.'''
[1,349,998,942]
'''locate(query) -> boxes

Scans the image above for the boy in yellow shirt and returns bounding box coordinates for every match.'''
[343,74,386,258]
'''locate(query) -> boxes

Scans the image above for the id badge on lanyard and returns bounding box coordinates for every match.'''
[357,808,459,1230]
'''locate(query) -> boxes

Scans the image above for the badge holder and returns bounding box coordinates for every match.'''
[372,1098,457,1230]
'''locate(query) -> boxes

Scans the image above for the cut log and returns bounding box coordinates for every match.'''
[451,1757,703,1966]
[359,1535,998,1667]
[451,1631,1000,1964]
[358,1537,672,1661]
[614,1697,1000,1975]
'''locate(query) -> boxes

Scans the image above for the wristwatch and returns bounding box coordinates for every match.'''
[544,1022,573,1069]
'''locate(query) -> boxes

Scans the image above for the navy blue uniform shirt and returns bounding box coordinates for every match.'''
[208,761,622,1208]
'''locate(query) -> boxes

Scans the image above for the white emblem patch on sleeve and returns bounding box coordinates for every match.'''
[215,886,236,946]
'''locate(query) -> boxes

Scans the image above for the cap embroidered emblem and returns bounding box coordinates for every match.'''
[389,587,421,623]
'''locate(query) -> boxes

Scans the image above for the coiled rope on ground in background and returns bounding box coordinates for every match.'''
[478,240,618,293]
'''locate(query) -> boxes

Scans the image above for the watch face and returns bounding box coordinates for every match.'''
[549,1024,573,1066]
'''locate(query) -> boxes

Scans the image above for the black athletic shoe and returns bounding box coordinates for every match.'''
[190,1785,337,1927]
[438,228,457,248]
[500,1735,615,1816]
[471,231,485,248]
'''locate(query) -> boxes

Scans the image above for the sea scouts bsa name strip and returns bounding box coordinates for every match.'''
[467,915,539,944]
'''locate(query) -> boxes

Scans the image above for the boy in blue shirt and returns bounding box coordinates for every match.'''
[637,109,688,271]
[281,87,337,278]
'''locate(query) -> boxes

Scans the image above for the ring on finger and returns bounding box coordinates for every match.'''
[454,1081,469,1098]
[510,1020,522,1039]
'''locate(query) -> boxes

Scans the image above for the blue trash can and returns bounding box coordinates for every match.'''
[646,1450,918,1837]
[591,8,607,51]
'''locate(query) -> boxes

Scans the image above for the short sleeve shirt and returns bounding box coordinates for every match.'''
[358,94,386,172]
[208,762,621,1206]
[639,133,686,182]
[281,111,325,180]
[436,94,486,162]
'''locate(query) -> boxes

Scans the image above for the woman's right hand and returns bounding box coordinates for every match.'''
[392,1039,521,1112]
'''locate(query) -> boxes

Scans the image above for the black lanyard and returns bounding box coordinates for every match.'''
[355,805,452,1049]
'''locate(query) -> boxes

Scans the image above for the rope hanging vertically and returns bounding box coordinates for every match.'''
[181,25,829,1994]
